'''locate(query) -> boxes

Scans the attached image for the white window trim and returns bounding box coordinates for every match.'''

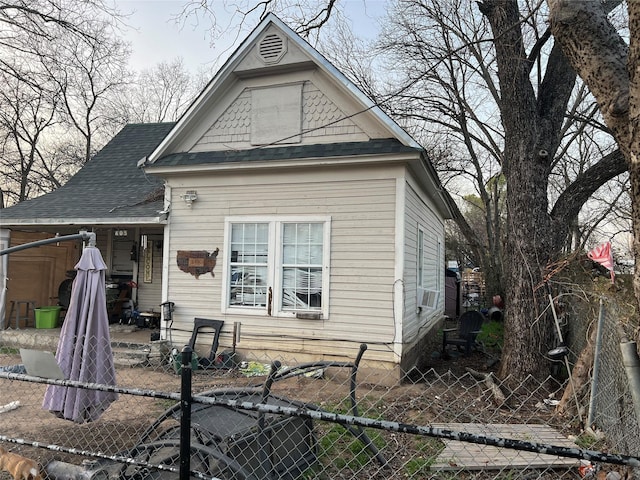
[222,216,331,319]
[417,225,442,310]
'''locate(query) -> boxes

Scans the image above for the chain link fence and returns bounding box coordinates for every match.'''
[0,294,639,479]
[564,287,640,472]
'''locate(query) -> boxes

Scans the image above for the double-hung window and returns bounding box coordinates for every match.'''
[416,225,441,310]
[224,217,330,318]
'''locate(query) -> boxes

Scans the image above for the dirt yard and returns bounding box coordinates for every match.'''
[0,345,575,480]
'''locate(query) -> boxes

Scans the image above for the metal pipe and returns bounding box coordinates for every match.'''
[208,397,640,467]
[258,361,280,479]
[348,344,388,467]
[587,299,606,428]
[179,346,193,480]
[620,341,640,426]
[0,231,95,256]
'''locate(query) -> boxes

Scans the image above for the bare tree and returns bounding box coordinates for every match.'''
[548,0,640,314]
[351,0,627,379]
[0,1,122,83]
[0,70,58,203]
[468,0,630,380]
[39,18,131,164]
[175,0,344,45]
[0,0,130,204]
[116,58,210,124]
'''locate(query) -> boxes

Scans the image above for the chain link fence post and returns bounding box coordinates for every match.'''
[620,341,640,427]
[179,345,193,480]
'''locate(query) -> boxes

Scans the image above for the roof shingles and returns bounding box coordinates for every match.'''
[1,124,421,226]
[0,122,175,224]
[149,138,419,168]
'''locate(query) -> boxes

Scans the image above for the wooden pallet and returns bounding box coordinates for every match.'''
[430,423,581,471]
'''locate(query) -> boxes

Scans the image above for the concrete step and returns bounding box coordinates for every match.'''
[112,345,149,367]
[112,339,171,368]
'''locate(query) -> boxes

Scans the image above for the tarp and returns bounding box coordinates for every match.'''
[588,241,615,284]
[42,246,118,422]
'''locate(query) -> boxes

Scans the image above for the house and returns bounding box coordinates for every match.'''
[1,14,453,377]
[141,14,454,375]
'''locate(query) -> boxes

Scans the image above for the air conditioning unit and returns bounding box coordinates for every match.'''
[417,288,438,309]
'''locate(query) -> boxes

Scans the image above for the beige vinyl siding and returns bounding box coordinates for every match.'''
[164,165,400,364]
[403,176,445,347]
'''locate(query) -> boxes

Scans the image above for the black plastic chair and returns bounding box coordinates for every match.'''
[442,310,485,356]
[188,318,224,369]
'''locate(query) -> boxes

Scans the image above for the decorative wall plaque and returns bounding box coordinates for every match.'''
[143,241,153,283]
[177,248,219,279]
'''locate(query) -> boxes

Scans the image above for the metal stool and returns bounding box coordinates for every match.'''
[7,300,37,329]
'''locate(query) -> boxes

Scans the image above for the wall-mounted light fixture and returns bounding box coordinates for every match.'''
[181,190,198,207]
[160,301,175,322]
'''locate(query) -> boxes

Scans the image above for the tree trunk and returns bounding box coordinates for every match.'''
[499,149,556,381]
[548,1,640,315]
[629,4,640,310]
[479,0,566,380]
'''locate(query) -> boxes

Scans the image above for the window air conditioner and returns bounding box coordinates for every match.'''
[417,288,438,309]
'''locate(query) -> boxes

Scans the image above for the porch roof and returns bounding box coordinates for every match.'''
[0,122,175,227]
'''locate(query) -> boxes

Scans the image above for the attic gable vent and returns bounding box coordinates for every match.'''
[258,33,286,64]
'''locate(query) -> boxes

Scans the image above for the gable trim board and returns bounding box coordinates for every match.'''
[0,216,168,227]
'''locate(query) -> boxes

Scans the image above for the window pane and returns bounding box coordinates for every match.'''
[281,222,323,311]
[229,266,268,307]
[282,267,322,310]
[229,223,268,308]
[231,223,268,263]
[283,223,323,264]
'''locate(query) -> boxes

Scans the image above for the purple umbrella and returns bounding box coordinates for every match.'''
[42,245,118,423]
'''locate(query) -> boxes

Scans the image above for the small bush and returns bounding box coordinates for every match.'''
[477,320,504,353]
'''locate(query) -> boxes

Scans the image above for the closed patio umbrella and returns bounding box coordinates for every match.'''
[42,244,118,423]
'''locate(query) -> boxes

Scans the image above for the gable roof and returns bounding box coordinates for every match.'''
[142,13,422,167]
[0,122,174,226]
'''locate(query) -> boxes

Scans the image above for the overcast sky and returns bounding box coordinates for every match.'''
[116,1,386,74]
[117,1,220,72]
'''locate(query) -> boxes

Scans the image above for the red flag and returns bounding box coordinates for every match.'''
[588,242,614,283]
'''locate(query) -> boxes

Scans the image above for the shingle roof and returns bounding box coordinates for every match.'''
[0,122,175,225]
[150,138,420,168]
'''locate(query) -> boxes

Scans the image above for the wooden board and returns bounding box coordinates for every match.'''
[430,423,581,471]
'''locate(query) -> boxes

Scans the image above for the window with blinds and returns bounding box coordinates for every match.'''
[224,217,330,318]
